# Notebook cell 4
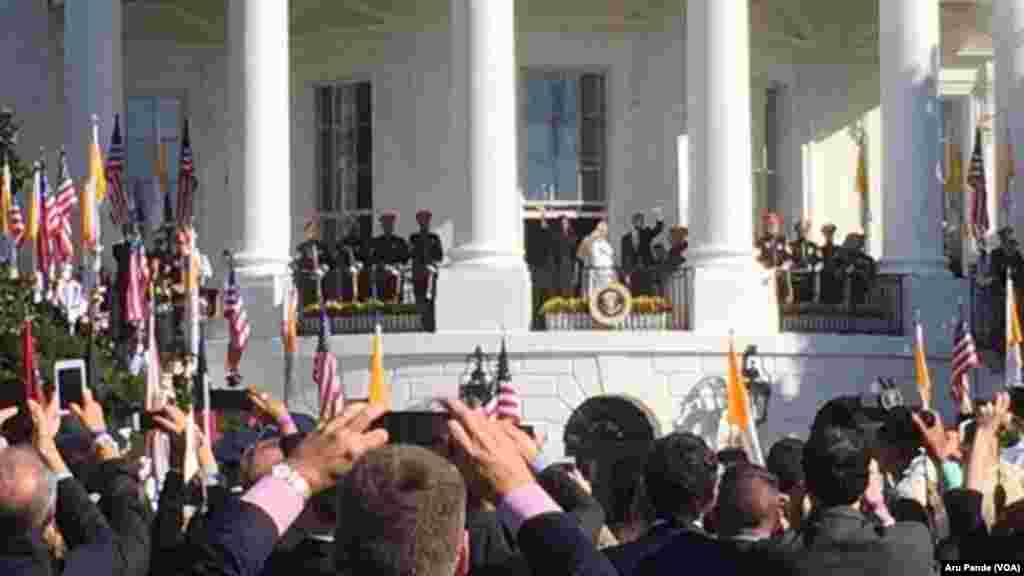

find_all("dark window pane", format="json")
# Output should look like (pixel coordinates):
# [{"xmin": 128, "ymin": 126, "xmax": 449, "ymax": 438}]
[
  {"xmin": 580, "ymin": 117, "xmax": 603, "ymax": 160},
  {"xmin": 357, "ymin": 126, "xmax": 372, "ymax": 165},
  {"xmin": 318, "ymin": 87, "xmax": 333, "ymax": 126},
  {"xmin": 580, "ymin": 74, "xmax": 604, "ymax": 117},
  {"xmin": 356, "ymin": 83, "xmax": 372, "ymax": 119},
  {"xmin": 319, "ymin": 129, "xmax": 333, "ymax": 211},
  {"xmin": 357, "ymin": 169, "xmax": 373, "ymax": 211},
  {"xmin": 580, "ymin": 167, "xmax": 603, "ymax": 203},
  {"xmin": 322, "ymin": 217, "xmax": 340, "ymax": 247}
]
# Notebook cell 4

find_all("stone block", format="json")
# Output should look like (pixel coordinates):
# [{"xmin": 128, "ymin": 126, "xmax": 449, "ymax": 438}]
[
  {"xmin": 516, "ymin": 376, "xmax": 558, "ymax": 397},
  {"xmin": 556, "ymin": 376, "xmax": 587, "ymax": 409},
  {"xmin": 652, "ymin": 355, "xmax": 701, "ymax": 374},
  {"xmin": 522, "ymin": 397, "xmax": 573, "ymax": 423},
  {"xmin": 572, "ymin": 358, "xmax": 603, "ymax": 397},
  {"xmin": 519, "ymin": 357, "xmax": 573, "ymax": 375}
]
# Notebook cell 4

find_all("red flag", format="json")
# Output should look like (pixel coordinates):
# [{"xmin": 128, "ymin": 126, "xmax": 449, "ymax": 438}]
[{"xmin": 22, "ymin": 320, "xmax": 38, "ymax": 402}]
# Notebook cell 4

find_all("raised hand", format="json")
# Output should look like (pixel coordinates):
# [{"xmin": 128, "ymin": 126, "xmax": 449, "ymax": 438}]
[
  {"xmin": 286, "ymin": 403, "xmax": 388, "ymax": 495},
  {"xmin": 69, "ymin": 387, "xmax": 107, "ymax": 434},
  {"xmin": 444, "ymin": 398, "xmax": 536, "ymax": 502},
  {"xmin": 248, "ymin": 387, "xmax": 289, "ymax": 427}
]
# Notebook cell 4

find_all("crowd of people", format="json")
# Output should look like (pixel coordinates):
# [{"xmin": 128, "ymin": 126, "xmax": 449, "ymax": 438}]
[{"xmin": 3, "ymin": 370, "xmax": 1024, "ymax": 575}]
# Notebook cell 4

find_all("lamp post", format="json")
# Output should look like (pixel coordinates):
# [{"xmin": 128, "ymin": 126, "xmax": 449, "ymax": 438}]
[
  {"xmin": 460, "ymin": 346, "xmax": 495, "ymax": 409},
  {"xmin": 741, "ymin": 345, "xmax": 772, "ymax": 425}
]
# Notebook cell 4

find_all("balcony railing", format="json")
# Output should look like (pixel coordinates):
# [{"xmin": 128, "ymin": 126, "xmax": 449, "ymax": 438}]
[
  {"xmin": 532, "ymin": 265, "xmax": 691, "ymax": 331},
  {"xmin": 778, "ymin": 270, "xmax": 904, "ymax": 336},
  {"xmin": 297, "ymin": 264, "xmax": 429, "ymax": 335}
]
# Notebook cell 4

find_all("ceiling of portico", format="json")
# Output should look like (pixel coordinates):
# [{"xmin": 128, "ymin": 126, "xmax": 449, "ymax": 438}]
[{"xmin": 121, "ymin": 0, "xmax": 993, "ymax": 70}]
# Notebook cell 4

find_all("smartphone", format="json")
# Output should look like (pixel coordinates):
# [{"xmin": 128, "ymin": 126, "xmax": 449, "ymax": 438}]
[
  {"xmin": 210, "ymin": 389, "xmax": 255, "ymax": 412},
  {"xmin": 372, "ymin": 412, "xmax": 451, "ymax": 448},
  {"xmin": 55, "ymin": 359, "xmax": 86, "ymax": 415}
]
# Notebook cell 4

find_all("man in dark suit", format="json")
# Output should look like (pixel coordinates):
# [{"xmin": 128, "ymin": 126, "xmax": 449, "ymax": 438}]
[
  {"xmin": 0, "ymin": 400, "xmax": 117, "ymax": 576},
  {"xmin": 604, "ymin": 432, "xmax": 733, "ymax": 576},
  {"xmin": 782, "ymin": 426, "xmax": 935, "ymax": 576},
  {"xmin": 409, "ymin": 209, "xmax": 443, "ymax": 331},
  {"xmin": 539, "ymin": 207, "xmax": 579, "ymax": 299},
  {"xmin": 369, "ymin": 211, "xmax": 409, "ymax": 302},
  {"xmin": 621, "ymin": 208, "xmax": 665, "ymax": 295}
]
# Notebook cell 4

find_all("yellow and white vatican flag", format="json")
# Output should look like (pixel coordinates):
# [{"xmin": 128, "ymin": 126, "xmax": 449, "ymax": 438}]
[
  {"xmin": 368, "ymin": 324, "xmax": 390, "ymax": 409},
  {"xmin": 1007, "ymin": 275, "xmax": 1024, "ymax": 387},
  {"xmin": 726, "ymin": 334, "xmax": 764, "ymax": 465},
  {"xmin": 913, "ymin": 314, "xmax": 932, "ymax": 410}
]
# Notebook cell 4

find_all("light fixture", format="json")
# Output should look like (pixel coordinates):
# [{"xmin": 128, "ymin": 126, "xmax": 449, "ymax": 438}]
[{"xmin": 742, "ymin": 345, "xmax": 772, "ymax": 425}]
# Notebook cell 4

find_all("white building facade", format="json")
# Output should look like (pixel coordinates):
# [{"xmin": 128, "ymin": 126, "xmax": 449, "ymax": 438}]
[{"xmin": 2, "ymin": 0, "xmax": 1017, "ymax": 458}]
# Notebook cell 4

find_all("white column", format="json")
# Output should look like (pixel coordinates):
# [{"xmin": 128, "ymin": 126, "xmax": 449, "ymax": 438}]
[
  {"xmin": 227, "ymin": 0, "xmax": 291, "ymax": 279},
  {"xmin": 685, "ymin": 0, "xmax": 777, "ymax": 334},
  {"xmin": 879, "ymin": 0, "xmax": 945, "ymax": 275},
  {"xmin": 436, "ymin": 0, "xmax": 531, "ymax": 332},
  {"xmin": 64, "ymin": 0, "xmax": 123, "ymax": 224},
  {"xmin": 994, "ymin": 0, "xmax": 1024, "ymax": 234},
  {"xmin": 687, "ymin": 0, "xmax": 754, "ymax": 267}
]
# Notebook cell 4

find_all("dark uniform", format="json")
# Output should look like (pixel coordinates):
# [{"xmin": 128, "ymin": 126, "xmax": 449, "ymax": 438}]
[
  {"xmin": 787, "ymin": 222, "xmax": 818, "ymax": 303},
  {"xmin": 837, "ymin": 234, "xmax": 876, "ymax": 306},
  {"xmin": 990, "ymin": 228, "xmax": 1024, "ymax": 354},
  {"xmin": 818, "ymin": 224, "xmax": 843, "ymax": 305},
  {"xmin": 335, "ymin": 228, "xmax": 367, "ymax": 302},
  {"xmin": 370, "ymin": 212, "xmax": 409, "ymax": 302},
  {"xmin": 295, "ymin": 232, "xmax": 333, "ymax": 309},
  {"xmin": 410, "ymin": 210, "xmax": 444, "ymax": 331}
]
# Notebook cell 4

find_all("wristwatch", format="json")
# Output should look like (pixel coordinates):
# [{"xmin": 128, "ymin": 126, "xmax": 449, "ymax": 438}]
[{"xmin": 271, "ymin": 463, "xmax": 312, "ymax": 501}]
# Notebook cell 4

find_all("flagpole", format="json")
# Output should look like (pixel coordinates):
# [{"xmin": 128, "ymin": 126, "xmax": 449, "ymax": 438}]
[{"xmin": 283, "ymin": 279, "xmax": 294, "ymax": 409}]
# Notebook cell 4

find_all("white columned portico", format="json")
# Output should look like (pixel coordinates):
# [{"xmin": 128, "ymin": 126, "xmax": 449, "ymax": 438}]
[
  {"xmin": 994, "ymin": 0, "xmax": 1024, "ymax": 234},
  {"xmin": 64, "ymin": 0, "xmax": 123, "ymax": 203},
  {"xmin": 224, "ymin": 0, "xmax": 291, "ymax": 336},
  {"xmin": 878, "ymin": 0, "xmax": 944, "ymax": 276},
  {"xmin": 435, "ymin": 0, "xmax": 532, "ymax": 332},
  {"xmin": 685, "ymin": 0, "xmax": 777, "ymax": 334}
]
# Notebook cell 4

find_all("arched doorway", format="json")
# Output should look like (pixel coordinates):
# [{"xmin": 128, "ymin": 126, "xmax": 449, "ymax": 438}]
[{"xmin": 563, "ymin": 395, "xmax": 661, "ymax": 528}]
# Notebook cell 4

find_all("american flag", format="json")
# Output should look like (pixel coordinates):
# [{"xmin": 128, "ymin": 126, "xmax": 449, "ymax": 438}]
[
  {"xmin": 49, "ymin": 150, "xmax": 77, "ymax": 264},
  {"xmin": 9, "ymin": 199, "xmax": 24, "ymax": 246},
  {"xmin": 223, "ymin": 266, "xmax": 251, "ymax": 374},
  {"xmin": 952, "ymin": 319, "xmax": 982, "ymax": 402},
  {"xmin": 968, "ymin": 127, "xmax": 989, "ymax": 238},
  {"xmin": 124, "ymin": 243, "xmax": 149, "ymax": 325},
  {"xmin": 313, "ymin": 297, "xmax": 342, "ymax": 419},
  {"xmin": 484, "ymin": 381, "xmax": 522, "ymax": 423},
  {"xmin": 176, "ymin": 119, "xmax": 197, "ymax": 225},
  {"xmin": 106, "ymin": 114, "xmax": 129, "ymax": 227},
  {"xmin": 36, "ymin": 162, "xmax": 50, "ymax": 286}
]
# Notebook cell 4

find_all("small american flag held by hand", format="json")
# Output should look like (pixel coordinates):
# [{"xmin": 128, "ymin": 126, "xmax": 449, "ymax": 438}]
[
  {"xmin": 485, "ymin": 382, "xmax": 522, "ymax": 423},
  {"xmin": 952, "ymin": 319, "xmax": 981, "ymax": 402},
  {"xmin": 176, "ymin": 119, "xmax": 196, "ymax": 225},
  {"xmin": 223, "ymin": 267, "xmax": 251, "ymax": 373},
  {"xmin": 314, "ymin": 350, "xmax": 342, "ymax": 420}
]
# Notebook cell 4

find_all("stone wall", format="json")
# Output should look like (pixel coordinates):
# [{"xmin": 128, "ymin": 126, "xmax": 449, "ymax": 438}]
[{"xmin": 207, "ymin": 331, "xmax": 952, "ymax": 459}]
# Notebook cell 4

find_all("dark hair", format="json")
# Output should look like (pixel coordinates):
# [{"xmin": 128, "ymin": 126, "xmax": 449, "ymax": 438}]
[
  {"xmin": 644, "ymin": 433, "xmax": 718, "ymax": 524},
  {"xmin": 879, "ymin": 407, "xmax": 925, "ymax": 453},
  {"xmin": 337, "ymin": 445, "xmax": 466, "ymax": 576},
  {"xmin": 766, "ymin": 438, "xmax": 805, "ymax": 493},
  {"xmin": 714, "ymin": 463, "xmax": 781, "ymax": 537},
  {"xmin": 802, "ymin": 426, "xmax": 870, "ymax": 507},
  {"xmin": 717, "ymin": 448, "xmax": 749, "ymax": 468},
  {"xmin": 537, "ymin": 466, "xmax": 604, "ymax": 544}
]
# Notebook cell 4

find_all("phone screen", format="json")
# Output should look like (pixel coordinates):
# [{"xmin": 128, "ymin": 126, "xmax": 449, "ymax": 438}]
[
  {"xmin": 210, "ymin": 389, "xmax": 254, "ymax": 412},
  {"xmin": 57, "ymin": 366, "xmax": 84, "ymax": 410},
  {"xmin": 372, "ymin": 412, "xmax": 451, "ymax": 450},
  {"xmin": 0, "ymin": 377, "xmax": 23, "ymax": 411}
]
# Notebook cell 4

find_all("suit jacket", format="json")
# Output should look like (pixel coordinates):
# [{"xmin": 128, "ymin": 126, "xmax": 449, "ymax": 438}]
[
  {"xmin": 91, "ymin": 459, "xmax": 153, "ymax": 576},
  {"xmin": 620, "ymin": 221, "xmax": 664, "ymax": 273},
  {"xmin": 609, "ymin": 522, "xmax": 737, "ymax": 576},
  {"xmin": 782, "ymin": 506, "xmax": 935, "ymax": 576},
  {"xmin": 516, "ymin": 512, "xmax": 618, "ymax": 576},
  {"xmin": 261, "ymin": 536, "xmax": 333, "ymax": 576}
]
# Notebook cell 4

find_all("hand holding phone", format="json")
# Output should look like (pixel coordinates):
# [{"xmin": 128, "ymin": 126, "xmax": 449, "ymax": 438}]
[
  {"xmin": 371, "ymin": 412, "xmax": 451, "ymax": 450},
  {"xmin": 54, "ymin": 360, "xmax": 86, "ymax": 415}
]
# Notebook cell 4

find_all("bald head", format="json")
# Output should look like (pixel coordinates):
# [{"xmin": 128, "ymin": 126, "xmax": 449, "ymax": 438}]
[
  {"xmin": 0, "ymin": 446, "xmax": 54, "ymax": 534},
  {"xmin": 714, "ymin": 464, "xmax": 781, "ymax": 539}
]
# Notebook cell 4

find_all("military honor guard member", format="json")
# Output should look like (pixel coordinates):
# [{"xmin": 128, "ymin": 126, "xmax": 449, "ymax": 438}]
[
  {"xmin": 818, "ymin": 223, "xmax": 843, "ymax": 305},
  {"xmin": 370, "ymin": 211, "xmax": 409, "ymax": 302},
  {"xmin": 409, "ymin": 209, "xmax": 443, "ymax": 331},
  {"xmin": 333, "ymin": 215, "xmax": 365, "ymax": 302},
  {"xmin": 755, "ymin": 212, "xmax": 789, "ymax": 269}
]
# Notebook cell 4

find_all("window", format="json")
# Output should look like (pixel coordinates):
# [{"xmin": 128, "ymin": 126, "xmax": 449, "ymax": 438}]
[
  {"xmin": 315, "ymin": 82, "xmax": 373, "ymax": 246},
  {"xmin": 125, "ymin": 96, "xmax": 180, "ymax": 229},
  {"xmin": 763, "ymin": 86, "xmax": 779, "ymax": 213},
  {"xmin": 521, "ymin": 70, "xmax": 606, "ymax": 207}
]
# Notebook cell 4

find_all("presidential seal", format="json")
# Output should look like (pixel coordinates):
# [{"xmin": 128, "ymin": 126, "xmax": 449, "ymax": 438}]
[{"xmin": 589, "ymin": 282, "xmax": 632, "ymax": 327}]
